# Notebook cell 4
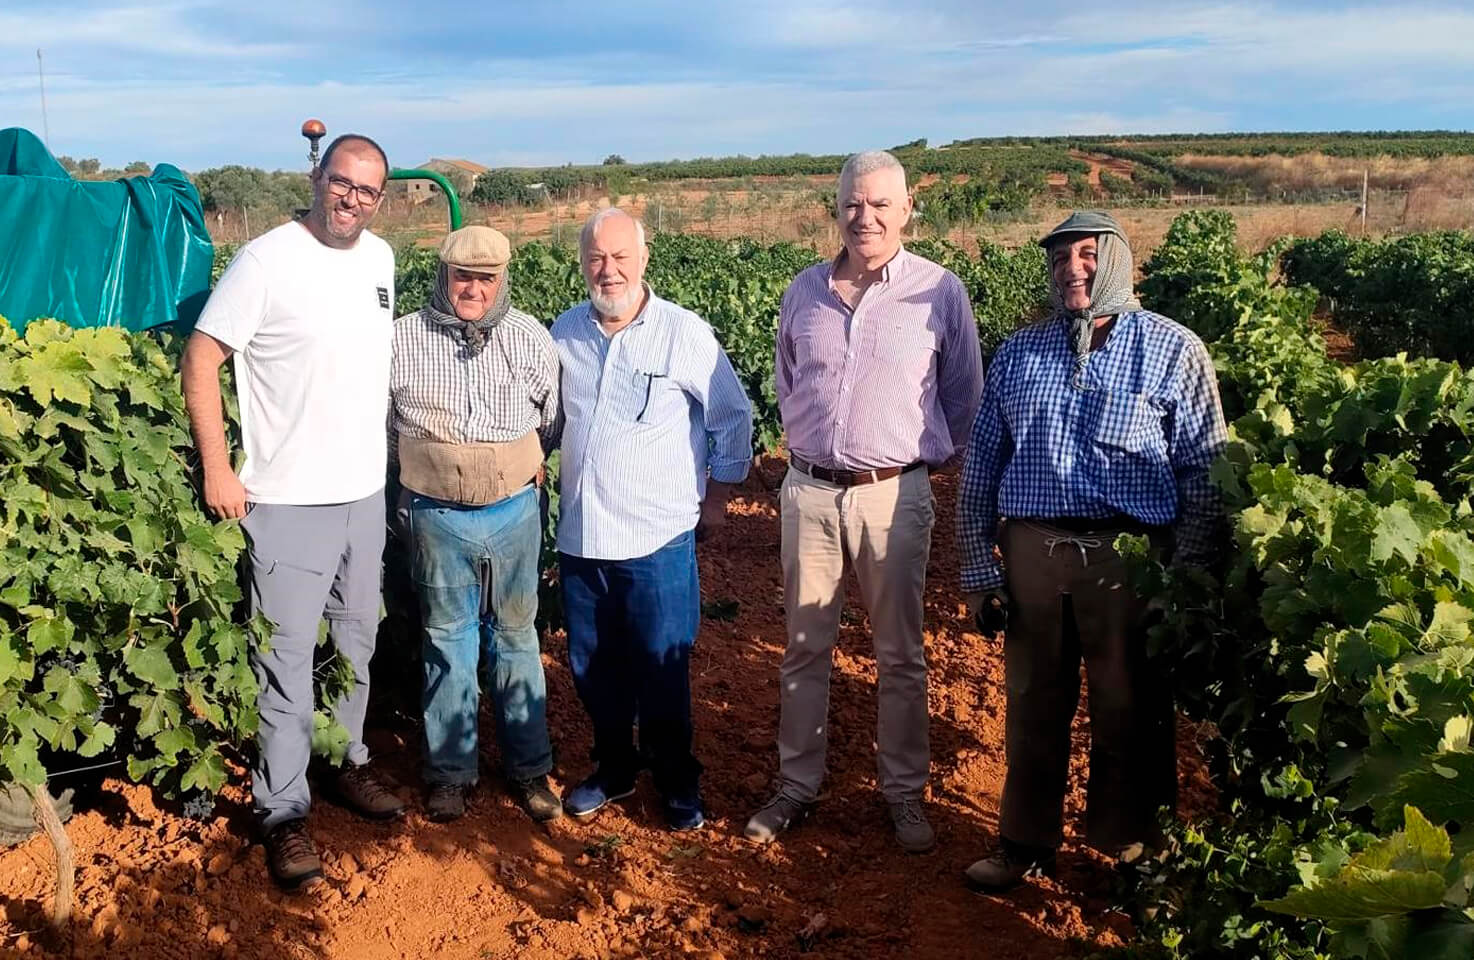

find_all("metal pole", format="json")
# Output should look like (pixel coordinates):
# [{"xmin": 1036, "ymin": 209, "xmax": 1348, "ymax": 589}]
[
  {"xmin": 36, "ymin": 49, "xmax": 51, "ymax": 150},
  {"xmin": 1361, "ymin": 169, "xmax": 1368, "ymax": 234}
]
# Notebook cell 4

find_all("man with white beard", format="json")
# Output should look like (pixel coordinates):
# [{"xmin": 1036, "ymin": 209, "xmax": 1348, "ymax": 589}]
[{"xmin": 550, "ymin": 207, "xmax": 752, "ymax": 831}]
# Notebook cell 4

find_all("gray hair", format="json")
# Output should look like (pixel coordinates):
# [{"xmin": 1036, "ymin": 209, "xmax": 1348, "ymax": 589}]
[
  {"xmin": 579, "ymin": 206, "xmax": 646, "ymax": 260},
  {"xmin": 837, "ymin": 150, "xmax": 908, "ymax": 204}
]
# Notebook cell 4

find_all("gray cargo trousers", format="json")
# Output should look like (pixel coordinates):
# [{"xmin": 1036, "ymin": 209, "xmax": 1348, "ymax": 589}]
[{"xmin": 240, "ymin": 490, "xmax": 386, "ymax": 830}]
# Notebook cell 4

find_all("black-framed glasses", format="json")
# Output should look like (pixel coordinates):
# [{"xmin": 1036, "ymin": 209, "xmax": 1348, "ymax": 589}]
[{"xmin": 324, "ymin": 174, "xmax": 383, "ymax": 205}]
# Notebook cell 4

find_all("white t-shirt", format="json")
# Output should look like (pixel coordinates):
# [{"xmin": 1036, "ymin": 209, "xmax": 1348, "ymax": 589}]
[{"xmin": 195, "ymin": 221, "xmax": 395, "ymax": 505}]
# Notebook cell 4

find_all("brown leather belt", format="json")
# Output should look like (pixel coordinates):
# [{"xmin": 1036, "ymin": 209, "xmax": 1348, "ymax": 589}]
[{"xmin": 790, "ymin": 455, "xmax": 927, "ymax": 487}]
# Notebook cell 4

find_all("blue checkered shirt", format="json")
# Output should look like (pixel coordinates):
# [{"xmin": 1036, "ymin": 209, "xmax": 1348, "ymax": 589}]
[{"xmin": 957, "ymin": 310, "xmax": 1228, "ymax": 592}]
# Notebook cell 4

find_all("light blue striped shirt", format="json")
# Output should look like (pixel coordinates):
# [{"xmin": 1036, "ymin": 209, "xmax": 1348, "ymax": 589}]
[{"xmin": 551, "ymin": 287, "xmax": 753, "ymax": 561}]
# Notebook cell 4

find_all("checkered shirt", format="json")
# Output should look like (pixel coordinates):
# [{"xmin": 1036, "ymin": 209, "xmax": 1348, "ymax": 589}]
[
  {"xmin": 957, "ymin": 309, "xmax": 1228, "ymax": 592},
  {"xmin": 389, "ymin": 306, "xmax": 560, "ymax": 462}
]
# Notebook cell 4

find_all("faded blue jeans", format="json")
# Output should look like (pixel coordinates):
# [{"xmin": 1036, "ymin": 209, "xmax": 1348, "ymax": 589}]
[{"xmin": 408, "ymin": 485, "xmax": 553, "ymax": 785}]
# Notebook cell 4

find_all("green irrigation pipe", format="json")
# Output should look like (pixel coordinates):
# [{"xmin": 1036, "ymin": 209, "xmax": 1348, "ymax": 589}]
[{"xmin": 388, "ymin": 168, "xmax": 464, "ymax": 230}]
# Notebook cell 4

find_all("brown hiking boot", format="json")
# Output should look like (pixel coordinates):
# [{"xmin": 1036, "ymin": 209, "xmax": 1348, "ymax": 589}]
[
  {"xmin": 264, "ymin": 819, "xmax": 323, "ymax": 890},
  {"xmin": 509, "ymin": 775, "xmax": 563, "ymax": 823},
  {"xmin": 333, "ymin": 763, "xmax": 406, "ymax": 821}
]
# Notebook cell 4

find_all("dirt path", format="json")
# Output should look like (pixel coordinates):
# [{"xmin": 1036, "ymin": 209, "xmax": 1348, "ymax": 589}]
[
  {"xmin": 1047, "ymin": 151, "xmax": 1137, "ymax": 193},
  {"xmin": 0, "ymin": 469, "xmax": 1211, "ymax": 960}
]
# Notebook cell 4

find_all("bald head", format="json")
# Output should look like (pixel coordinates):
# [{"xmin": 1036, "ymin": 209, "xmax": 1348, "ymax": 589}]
[{"xmin": 579, "ymin": 206, "xmax": 646, "ymax": 260}]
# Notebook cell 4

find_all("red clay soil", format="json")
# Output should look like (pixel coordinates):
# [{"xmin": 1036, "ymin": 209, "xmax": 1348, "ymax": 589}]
[{"xmin": 0, "ymin": 467, "xmax": 1214, "ymax": 960}]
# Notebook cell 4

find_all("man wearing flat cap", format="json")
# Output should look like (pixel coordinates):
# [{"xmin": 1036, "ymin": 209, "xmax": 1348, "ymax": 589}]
[
  {"xmin": 389, "ymin": 225, "xmax": 562, "ymax": 824},
  {"xmin": 956, "ymin": 210, "xmax": 1227, "ymax": 892}
]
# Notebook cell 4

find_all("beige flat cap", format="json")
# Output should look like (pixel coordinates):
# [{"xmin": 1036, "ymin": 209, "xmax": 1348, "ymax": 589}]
[{"xmin": 439, "ymin": 225, "xmax": 511, "ymax": 274}]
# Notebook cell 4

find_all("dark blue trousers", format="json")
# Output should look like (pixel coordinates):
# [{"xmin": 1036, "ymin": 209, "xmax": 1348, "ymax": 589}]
[{"xmin": 560, "ymin": 529, "xmax": 702, "ymax": 797}]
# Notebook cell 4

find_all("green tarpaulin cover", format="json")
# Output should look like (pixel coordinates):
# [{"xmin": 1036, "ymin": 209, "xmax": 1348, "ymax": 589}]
[{"xmin": 0, "ymin": 127, "xmax": 213, "ymax": 334}]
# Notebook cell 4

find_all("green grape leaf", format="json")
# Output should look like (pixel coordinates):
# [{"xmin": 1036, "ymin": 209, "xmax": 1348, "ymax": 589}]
[{"xmin": 124, "ymin": 643, "xmax": 180, "ymax": 690}]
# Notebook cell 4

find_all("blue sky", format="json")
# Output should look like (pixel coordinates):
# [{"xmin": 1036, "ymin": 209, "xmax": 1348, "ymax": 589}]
[{"xmin": 1, "ymin": 0, "xmax": 1471, "ymax": 172}]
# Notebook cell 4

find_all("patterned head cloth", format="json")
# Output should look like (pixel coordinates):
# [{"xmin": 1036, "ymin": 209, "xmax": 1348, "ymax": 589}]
[{"xmin": 1040, "ymin": 210, "xmax": 1142, "ymax": 357}]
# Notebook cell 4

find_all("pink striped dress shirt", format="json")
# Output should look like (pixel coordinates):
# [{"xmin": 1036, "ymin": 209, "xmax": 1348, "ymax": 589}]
[{"xmin": 775, "ymin": 248, "xmax": 985, "ymax": 471}]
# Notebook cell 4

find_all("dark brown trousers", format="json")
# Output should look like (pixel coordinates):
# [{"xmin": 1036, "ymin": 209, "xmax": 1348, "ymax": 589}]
[{"xmin": 998, "ymin": 519, "xmax": 1176, "ymax": 853}]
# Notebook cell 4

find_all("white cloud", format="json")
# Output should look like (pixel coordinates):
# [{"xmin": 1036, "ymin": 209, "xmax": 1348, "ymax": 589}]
[
  {"xmin": 0, "ymin": 0, "xmax": 1469, "ymax": 169},
  {"xmin": 0, "ymin": 3, "xmax": 300, "ymax": 61}
]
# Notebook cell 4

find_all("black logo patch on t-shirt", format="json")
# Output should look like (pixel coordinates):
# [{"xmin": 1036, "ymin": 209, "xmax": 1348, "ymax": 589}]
[{"xmin": 377, "ymin": 286, "xmax": 390, "ymax": 310}]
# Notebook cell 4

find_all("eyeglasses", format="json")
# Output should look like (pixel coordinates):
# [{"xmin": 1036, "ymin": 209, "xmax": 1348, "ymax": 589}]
[{"xmin": 324, "ymin": 174, "xmax": 383, "ymax": 206}]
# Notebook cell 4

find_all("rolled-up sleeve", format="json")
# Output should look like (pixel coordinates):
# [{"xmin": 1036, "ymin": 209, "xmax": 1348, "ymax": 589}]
[{"xmin": 679, "ymin": 321, "xmax": 753, "ymax": 484}]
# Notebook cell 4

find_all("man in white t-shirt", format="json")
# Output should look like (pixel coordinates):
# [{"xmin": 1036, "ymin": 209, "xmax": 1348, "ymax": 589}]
[{"xmin": 181, "ymin": 134, "xmax": 403, "ymax": 891}]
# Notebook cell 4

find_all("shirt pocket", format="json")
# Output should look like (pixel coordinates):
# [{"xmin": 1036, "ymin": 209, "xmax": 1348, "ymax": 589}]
[
  {"xmin": 608, "ymin": 353, "xmax": 678, "ymax": 425},
  {"xmin": 479, "ymin": 365, "xmax": 532, "ymax": 423},
  {"xmin": 1093, "ymin": 390, "xmax": 1166, "ymax": 456}
]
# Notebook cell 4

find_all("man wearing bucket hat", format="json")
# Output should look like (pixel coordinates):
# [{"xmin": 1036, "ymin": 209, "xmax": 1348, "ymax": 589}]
[
  {"xmin": 956, "ymin": 210, "xmax": 1227, "ymax": 892},
  {"xmin": 389, "ymin": 225, "xmax": 562, "ymax": 825}
]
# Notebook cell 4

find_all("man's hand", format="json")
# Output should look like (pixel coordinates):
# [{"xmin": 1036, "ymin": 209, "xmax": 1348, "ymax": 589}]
[
  {"xmin": 181, "ymin": 331, "xmax": 246, "ymax": 521},
  {"xmin": 696, "ymin": 480, "xmax": 736, "ymax": 543},
  {"xmin": 535, "ymin": 464, "xmax": 547, "ymax": 488},
  {"xmin": 204, "ymin": 466, "xmax": 248, "ymax": 520},
  {"xmin": 930, "ymin": 454, "xmax": 963, "ymax": 477},
  {"xmin": 966, "ymin": 589, "xmax": 1009, "ymax": 635}
]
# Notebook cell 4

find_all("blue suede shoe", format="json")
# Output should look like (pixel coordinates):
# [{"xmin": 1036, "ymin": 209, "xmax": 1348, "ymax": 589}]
[
  {"xmin": 562, "ymin": 770, "xmax": 637, "ymax": 819},
  {"xmin": 663, "ymin": 792, "xmax": 705, "ymax": 832}
]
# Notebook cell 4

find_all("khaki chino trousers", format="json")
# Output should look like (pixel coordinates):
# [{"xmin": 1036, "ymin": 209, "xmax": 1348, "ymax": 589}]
[{"xmin": 775, "ymin": 466, "xmax": 935, "ymax": 802}]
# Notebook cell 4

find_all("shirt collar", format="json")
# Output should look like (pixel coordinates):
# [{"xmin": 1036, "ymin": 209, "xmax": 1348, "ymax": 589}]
[
  {"xmin": 1057, "ymin": 308, "xmax": 1139, "ymax": 353},
  {"xmin": 829, "ymin": 245, "xmax": 908, "ymax": 285}
]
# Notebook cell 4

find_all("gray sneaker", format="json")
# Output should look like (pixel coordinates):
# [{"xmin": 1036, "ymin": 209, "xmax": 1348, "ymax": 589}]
[
  {"xmin": 743, "ymin": 789, "xmax": 810, "ymax": 843},
  {"xmin": 888, "ymin": 798, "xmax": 936, "ymax": 854}
]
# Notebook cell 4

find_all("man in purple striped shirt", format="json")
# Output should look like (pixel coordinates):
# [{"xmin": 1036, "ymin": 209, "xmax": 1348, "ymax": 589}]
[{"xmin": 744, "ymin": 151, "xmax": 985, "ymax": 853}]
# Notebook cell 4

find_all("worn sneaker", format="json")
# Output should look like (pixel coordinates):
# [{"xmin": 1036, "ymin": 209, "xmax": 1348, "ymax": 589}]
[
  {"xmin": 963, "ymin": 840, "xmax": 1058, "ymax": 893},
  {"xmin": 743, "ymin": 788, "xmax": 810, "ymax": 843},
  {"xmin": 264, "ymin": 819, "xmax": 323, "ymax": 890},
  {"xmin": 509, "ymin": 775, "xmax": 563, "ymax": 823},
  {"xmin": 562, "ymin": 770, "xmax": 636, "ymax": 819},
  {"xmin": 333, "ymin": 763, "xmax": 407, "ymax": 821},
  {"xmin": 888, "ymin": 798, "xmax": 936, "ymax": 854},
  {"xmin": 425, "ymin": 782, "xmax": 469, "ymax": 823},
  {"xmin": 662, "ymin": 791, "xmax": 705, "ymax": 832}
]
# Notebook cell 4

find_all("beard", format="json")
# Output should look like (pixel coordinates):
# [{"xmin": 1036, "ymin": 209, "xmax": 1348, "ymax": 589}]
[
  {"xmin": 318, "ymin": 202, "xmax": 368, "ymax": 244},
  {"xmin": 588, "ymin": 281, "xmax": 643, "ymax": 318}
]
